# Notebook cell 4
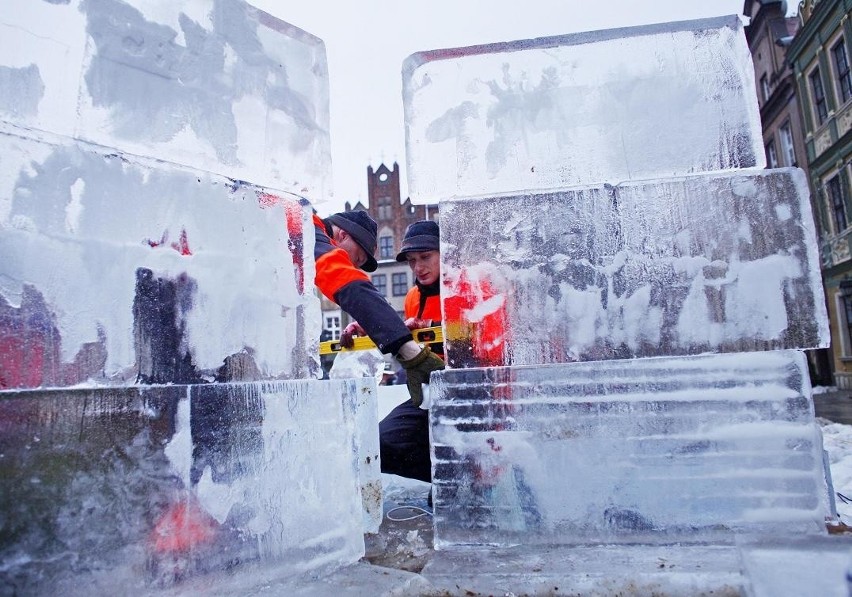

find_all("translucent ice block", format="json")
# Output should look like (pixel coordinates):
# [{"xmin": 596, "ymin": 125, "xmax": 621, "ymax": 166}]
[
  {"xmin": 430, "ymin": 350, "xmax": 832, "ymax": 548},
  {"xmin": 440, "ymin": 168, "xmax": 828, "ymax": 368},
  {"xmin": 0, "ymin": 379, "xmax": 371, "ymax": 594},
  {"xmin": 403, "ymin": 15, "xmax": 763, "ymax": 202},
  {"xmin": 344, "ymin": 377, "xmax": 383, "ymax": 534},
  {"xmin": 0, "ymin": 131, "xmax": 319, "ymax": 387},
  {"xmin": 0, "ymin": 0, "xmax": 330, "ymax": 201}
]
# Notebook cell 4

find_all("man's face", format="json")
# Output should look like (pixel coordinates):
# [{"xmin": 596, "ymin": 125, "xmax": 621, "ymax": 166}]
[
  {"xmin": 406, "ymin": 250, "xmax": 440, "ymax": 285},
  {"xmin": 336, "ymin": 228, "xmax": 368, "ymax": 269}
]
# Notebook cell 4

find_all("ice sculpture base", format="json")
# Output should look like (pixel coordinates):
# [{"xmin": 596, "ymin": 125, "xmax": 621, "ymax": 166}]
[
  {"xmin": 431, "ymin": 350, "xmax": 832, "ymax": 548},
  {"xmin": 421, "ymin": 537, "xmax": 852, "ymax": 597},
  {"xmin": 0, "ymin": 379, "xmax": 377, "ymax": 594}
]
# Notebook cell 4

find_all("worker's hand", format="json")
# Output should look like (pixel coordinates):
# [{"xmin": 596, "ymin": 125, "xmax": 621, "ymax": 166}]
[
  {"xmin": 403, "ymin": 317, "xmax": 430, "ymax": 331},
  {"xmin": 396, "ymin": 345, "xmax": 445, "ymax": 407},
  {"xmin": 340, "ymin": 321, "xmax": 366, "ymax": 349}
]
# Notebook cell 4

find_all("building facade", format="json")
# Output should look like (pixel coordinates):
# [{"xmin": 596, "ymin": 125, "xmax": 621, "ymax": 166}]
[
  {"xmin": 788, "ymin": 0, "xmax": 852, "ymax": 387},
  {"xmin": 347, "ymin": 163, "xmax": 439, "ymax": 316},
  {"xmin": 745, "ymin": 0, "xmax": 834, "ymax": 384}
]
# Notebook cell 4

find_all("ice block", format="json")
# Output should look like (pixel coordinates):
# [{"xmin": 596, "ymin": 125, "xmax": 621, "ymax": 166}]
[
  {"xmin": 0, "ymin": 0, "xmax": 330, "ymax": 201},
  {"xmin": 0, "ymin": 378, "xmax": 372, "ymax": 593},
  {"xmin": 430, "ymin": 350, "xmax": 832, "ymax": 548},
  {"xmin": 0, "ymin": 131, "xmax": 318, "ymax": 387},
  {"xmin": 403, "ymin": 15, "xmax": 762, "ymax": 202},
  {"xmin": 441, "ymin": 168, "xmax": 828, "ymax": 368}
]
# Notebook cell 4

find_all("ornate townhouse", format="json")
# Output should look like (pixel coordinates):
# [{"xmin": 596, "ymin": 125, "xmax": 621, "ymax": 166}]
[
  {"xmin": 745, "ymin": 0, "xmax": 834, "ymax": 384},
  {"xmin": 787, "ymin": 0, "xmax": 852, "ymax": 387}
]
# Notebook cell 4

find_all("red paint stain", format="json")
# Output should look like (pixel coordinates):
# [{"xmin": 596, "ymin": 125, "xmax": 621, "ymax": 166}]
[{"xmin": 145, "ymin": 229, "xmax": 192, "ymax": 256}]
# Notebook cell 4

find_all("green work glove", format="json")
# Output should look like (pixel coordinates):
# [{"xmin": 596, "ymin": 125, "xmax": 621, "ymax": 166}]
[{"xmin": 397, "ymin": 345, "xmax": 445, "ymax": 407}]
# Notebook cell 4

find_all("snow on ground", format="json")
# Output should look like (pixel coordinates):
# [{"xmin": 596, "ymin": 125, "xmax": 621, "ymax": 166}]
[{"xmin": 820, "ymin": 416, "xmax": 852, "ymax": 524}]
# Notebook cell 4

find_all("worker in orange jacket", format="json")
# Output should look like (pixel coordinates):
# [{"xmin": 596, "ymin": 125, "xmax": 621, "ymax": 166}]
[
  {"xmin": 314, "ymin": 210, "xmax": 443, "ymax": 405},
  {"xmin": 372, "ymin": 220, "xmax": 443, "ymax": 484}
]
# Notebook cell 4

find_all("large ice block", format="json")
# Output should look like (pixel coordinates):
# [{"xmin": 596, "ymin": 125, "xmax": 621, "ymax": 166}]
[
  {"xmin": 0, "ymin": 379, "xmax": 372, "ymax": 594},
  {"xmin": 0, "ymin": 129, "xmax": 318, "ymax": 388},
  {"xmin": 403, "ymin": 15, "xmax": 763, "ymax": 202},
  {"xmin": 441, "ymin": 168, "xmax": 828, "ymax": 368},
  {"xmin": 430, "ymin": 350, "xmax": 832, "ymax": 548},
  {"xmin": 0, "ymin": 0, "xmax": 330, "ymax": 201}
]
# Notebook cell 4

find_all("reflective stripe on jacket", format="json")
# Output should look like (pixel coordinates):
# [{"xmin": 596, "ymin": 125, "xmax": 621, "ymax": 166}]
[{"xmin": 403, "ymin": 282, "xmax": 443, "ymax": 357}]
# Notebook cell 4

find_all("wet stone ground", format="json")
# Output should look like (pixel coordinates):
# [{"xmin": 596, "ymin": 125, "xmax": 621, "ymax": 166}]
[{"xmin": 364, "ymin": 476, "xmax": 434, "ymax": 573}]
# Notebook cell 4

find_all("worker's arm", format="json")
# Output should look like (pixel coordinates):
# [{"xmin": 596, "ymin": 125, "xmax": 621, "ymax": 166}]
[{"xmin": 313, "ymin": 216, "xmax": 411, "ymax": 355}]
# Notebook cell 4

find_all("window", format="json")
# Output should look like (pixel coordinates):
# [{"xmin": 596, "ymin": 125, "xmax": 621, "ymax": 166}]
[
  {"xmin": 765, "ymin": 139, "xmax": 778, "ymax": 168},
  {"xmin": 810, "ymin": 67, "xmax": 828, "ymax": 125},
  {"xmin": 325, "ymin": 316, "xmax": 340, "ymax": 340},
  {"xmin": 378, "ymin": 197, "xmax": 392, "ymax": 221},
  {"xmin": 372, "ymin": 274, "xmax": 387, "ymax": 296},
  {"xmin": 827, "ymin": 174, "xmax": 848, "ymax": 234},
  {"xmin": 833, "ymin": 39, "xmax": 852, "ymax": 104},
  {"xmin": 392, "ymin": 272, "xmax": 408, "ymax": 296},
  {"xmin": 841, "ymin": 287, "xmax": 852, "ymax": 357},
  {"xmin": 379, "ymin": 235, "xmax": 393, "ymax": 259},
  {"xmin": 760, "ymin": 74, "xmax": 770, "ymax": 101},
  {"xmin": 779, "ymin": 122, "xmax": 796, "ymax": 166}
]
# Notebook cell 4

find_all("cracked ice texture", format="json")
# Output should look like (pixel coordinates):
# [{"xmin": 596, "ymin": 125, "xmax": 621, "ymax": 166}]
[
  {"xmin": 0, "ymin": 132, "xmax": 318, "ymax": 388},
  {"xmin": 403, "ymin": 15, "xmax": 762, "ymax": 202},
  {"xmin": 440, "ymin": 168, "xmax": 828, "ymax": 368},
  {"xmin": 430, "ymin": 350, "xmax": 831, "ymax": 548},
  {"xmin": 0, "ymin": 0, "xmax": 330, "ymax": 202},
  {"xmin": 0, "ymin": 379, "xmax": 370, "ymax": 594}
]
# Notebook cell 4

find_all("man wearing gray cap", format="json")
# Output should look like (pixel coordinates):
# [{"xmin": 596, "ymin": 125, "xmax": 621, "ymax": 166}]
[{"xmin": 313, "ymin": 210, "xmax": 443, "ymax": 406}]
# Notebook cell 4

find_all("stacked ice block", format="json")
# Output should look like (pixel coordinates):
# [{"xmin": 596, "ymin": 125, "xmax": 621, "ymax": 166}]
[
  {"xmin": 0, "ymin": 380, "xmax": 371, "ymax": 594},
  {"xmin": 402, "ymin": 15, "xmax": 833, "ymax": 549},
  {"xmin": 0, "ymin": 0, "xmax": 379, "ymax": 591}
]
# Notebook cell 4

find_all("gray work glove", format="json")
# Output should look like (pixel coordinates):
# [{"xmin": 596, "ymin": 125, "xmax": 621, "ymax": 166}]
[{"xmin": 397, "ymin": 345, "xmax": 445, "ymax": 407}]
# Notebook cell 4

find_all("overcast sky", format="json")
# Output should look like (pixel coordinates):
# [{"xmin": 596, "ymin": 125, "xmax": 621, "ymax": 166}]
[{"xmin": 251, "ymin": 1, "xmax": 788, "ymax": 215}]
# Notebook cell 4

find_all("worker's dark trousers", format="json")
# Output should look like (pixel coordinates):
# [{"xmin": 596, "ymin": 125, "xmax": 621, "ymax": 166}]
[{"xmin": 379, "ymin": 399, "xmax": 431, "ymax": 483}]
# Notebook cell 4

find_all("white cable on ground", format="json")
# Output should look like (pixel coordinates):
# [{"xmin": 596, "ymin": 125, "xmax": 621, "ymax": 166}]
[{"xmin": 385, "ymin": 506, "xmax": 433, "ymax": 521}]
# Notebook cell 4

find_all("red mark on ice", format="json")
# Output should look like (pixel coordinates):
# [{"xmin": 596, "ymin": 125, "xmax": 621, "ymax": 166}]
[
  {"xmin": 171, "ymin": 229, "xmax": 192, "ymax": 256},
  {"xmin": 149, "ymin": 497, "xmax": 218, "ymax": 553},
  {"xmin": 145, "ymin": 228, "xmax": 192, "ymax": 256},
  {"xmin": 257, "ymin": 192, "xmax": 281, "ymax": 208}
]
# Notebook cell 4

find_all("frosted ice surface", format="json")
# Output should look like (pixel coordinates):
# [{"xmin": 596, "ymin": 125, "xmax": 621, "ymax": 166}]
[
  {"xmin": 422, "ymin": 544, "xmax": 745, "ymax": 596},
  {"xmin": 0, "ymin": 132, "xmax": 319, "ymax": 388},
  {"xmin": 403, "ymin": 15, "xmax": 762, "ymax": 202},
  {"xmin": 739, "ymin": 538, "xmax": 852, "ymax": 597},
  {"xmin": 440, "ymin": 168, "xmax": 828, "ymax": 368},
  {"xmin": 430, "ymin": 350, "xmax": 831, "ymax": 548},
  {"xmin": 0, "ymin": 0, "xmax": 330, "ymax": 201},
  {"xmin": 0, "ymin": 379, "xmax": 370, "ymax": 594}
]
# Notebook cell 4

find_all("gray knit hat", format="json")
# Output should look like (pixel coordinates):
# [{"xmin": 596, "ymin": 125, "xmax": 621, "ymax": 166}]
[
  {"xmin": 396, "ymin": 220, "xmax": 439, "ymax": 261},
  {"xmin": 326, "ymin": 210, "xmax": 378, "ymax": 272}
]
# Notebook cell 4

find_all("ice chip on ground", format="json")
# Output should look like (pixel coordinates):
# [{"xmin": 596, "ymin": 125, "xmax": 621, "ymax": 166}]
[
  {"xmin": 429, "ymin": 350, "xmax": 832, "ymax": 548},
  {"xmin": 0, "ymin": 379, "xmax": 371, "ymax": 593},
  {"xmin": 441, "ymin": 168, "xmax": 828, "ymax": 368},
  {"xmin": 0, "ymin": 0, "xmax": 330, "ymax": 200},
  {"xmin": 403, "ymin": 15, "xmax": 762, "ymax": 202},
  {"xmin": 330, "ymin": 349, "xmax": 387, "ymax": 383}
]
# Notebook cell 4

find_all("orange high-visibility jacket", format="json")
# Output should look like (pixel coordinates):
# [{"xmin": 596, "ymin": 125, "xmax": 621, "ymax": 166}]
[{"xmin": 313, "ymin": 214, "xmax": 410, "ymax": 355}]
